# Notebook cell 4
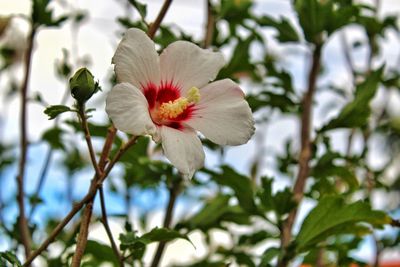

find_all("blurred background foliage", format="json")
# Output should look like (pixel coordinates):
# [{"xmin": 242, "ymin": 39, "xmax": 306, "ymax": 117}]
[{"xmin": 0, "ymin": 0, "xmax": 400, "ymax": 266}]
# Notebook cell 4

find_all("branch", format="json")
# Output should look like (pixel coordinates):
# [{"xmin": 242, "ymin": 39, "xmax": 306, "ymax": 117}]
[
  {"xmin": 17, "ymin": 26, "xmax": 37, "ymax": 262},
  {"xmin": 202, "ymin": 0, "xmax": 215, "ymax": 48},
  {"xmin": 22, "ymin": 135, "xmax": 137, "ymax": 266},
  {"xmin": 99, "ymin": 185, "xmax": 124, "ymax": 266},
  {"xmin": 70, "ymin": 123, "xmax": 116, "ymax": 267},
  {"xmin": 147, "ymin": 0, "xmax": 173, "ymax": 39},
  {"xmin": 278, "ymin": 43, "xmax": 322, "ymax": 267},
  {"xmin": 71, "ymin": 201, "xmax": 93, "ymax": 267},
  {"xmin": 150, "ymin": 180, "xmax": 181, "ymax": 267}
]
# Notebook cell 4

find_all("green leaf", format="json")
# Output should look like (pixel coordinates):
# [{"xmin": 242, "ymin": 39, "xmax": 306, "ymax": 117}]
[
  {"xmin": 84, "ymin": 240, "xmax": 118, "ymax": 264},
  {"xmin": 128, "ymin": 0, "xmax": 147, "ymax": 21},
  {"xmin": 184, "ymin": 195, "xmax": 231, "ymax": 229},
  {"xmin": 32, "ymin": 0, "xmax": 68, "ymax": 27},
  {"xmin": 44, "ymin": 105, "xmax": 72, "ymax": 120},
  {"xmin": 65, "ymin": 120, "xmax": 109, "ymax": 137},
  {"xmin": 140, "ymin": 228, "xmax": 194, "ymax": 247},
  {"xmin": 258, "ymin": 177, "xmax": 296, "ymax": 217},
  {"xmin": 320, "ymin": 67, "xmax": 383, "ymax": 131},
  {"xmin": 294, "ymin": 0, "xmax": 358, "ymax": 43},
  {"xmin": 0, "ymin": 251, "xmax": 22, "ymax": 267},
  {"xmin": 217, "ymin": 35, "xmax": 255, "ymax": 79},
  {"xmin": 257, "ymin": 15, "xmax": 299, "ymax": 42},
  {"xmin": 42, "ymin": 127, "xmax": 65, "ymax": 150},
  {"xmin": 260, "ymin": 247, "xmax": 280, "ymax": 266},
  {"xmin": 295, "ymin": 195, "xmax": 390, "ymax": 251},
  {"xmin": 120, "ymin": 228, "xmax": 194, "ymax": 252},
  {"xmin": 213, "ymin": 166, "xmax": 258, "ymax": 215},
  {"xmin": 311, "ymin": 152, "xmax": 359, "ymax": 190}
]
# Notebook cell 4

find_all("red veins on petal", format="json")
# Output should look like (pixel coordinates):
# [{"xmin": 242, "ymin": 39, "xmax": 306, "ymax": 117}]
[{"xmin": 142, "ymin": 81, "xmax": 194, "ymax": 129}]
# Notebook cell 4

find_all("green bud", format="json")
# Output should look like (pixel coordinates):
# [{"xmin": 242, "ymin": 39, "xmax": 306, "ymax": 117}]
[{"xmin": 69, "ymin": 67, "xmax": 99, "ymax": 105}]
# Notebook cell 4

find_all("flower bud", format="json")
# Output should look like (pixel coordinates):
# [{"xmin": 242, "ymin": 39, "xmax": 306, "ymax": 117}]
[{"xmin": 69, "ymin": 68, "xmax": 99, "ymax": 105}]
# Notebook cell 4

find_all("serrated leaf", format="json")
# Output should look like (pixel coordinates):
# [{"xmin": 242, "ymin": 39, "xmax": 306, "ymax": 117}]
[
  {"xmin": 0, "ymin": 251, "xmax": 22, "ymax": 267},
  {"xmin": 44, "ymin": 105, "xmax": 72, "ymax": 120},
  {"xmin": 295, "ymin": 195, "xmax": 390, "ymax": 251},
  {"xmin": 320, "ymin": 67, "xmax": 383, "ymax": 131}
]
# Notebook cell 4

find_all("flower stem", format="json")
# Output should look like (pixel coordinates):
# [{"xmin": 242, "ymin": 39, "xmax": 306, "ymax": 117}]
[
  {"xmin": 17, "ymin": 26, "xmax": 37, "ymax": 262},
  {"xmin": 150, "ymin": 180, "xmax": 181, "ymax": 267},
  {"xmin": 278, "ymin": 43, "xmax": 322, "ymax": 267},
  {"xmin": 147, "ymin": 0, "xmax": 173, "ymax": 39}
]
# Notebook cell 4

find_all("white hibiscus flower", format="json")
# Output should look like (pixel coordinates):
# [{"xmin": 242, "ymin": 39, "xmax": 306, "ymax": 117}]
[{"xmin": 106, "ymin": 28, "xmax": 255, "ymax": 179}]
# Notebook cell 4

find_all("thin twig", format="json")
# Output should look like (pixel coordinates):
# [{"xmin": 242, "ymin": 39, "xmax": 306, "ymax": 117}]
[
  {"xmin": 17, "ymin": 26, "xmax": 37, "ymax": 262},
  {"xmin": 278, "ymin": 43, "xmax": 322, "ymax": 267},
  {"xmin": 22, "ymin": 136, "xmax": 137, "ymax": 266},
  {"xmin": 147, "ymin": 0, "xmax": 173, "ymax": 39},
  {"xmin": 78, "ymin": 106, "xmax": 103, "ymax": 178},
  {"xmin": 99, "ymin": 185, "xmax": 124, "ymax": 266},
  {"xmin": 150, "ymin": 180, "xmax": 181, "ymax": 267},
  {"xmin": 202, "ymin": 0, "xmax": 215, "ymax": 48}
]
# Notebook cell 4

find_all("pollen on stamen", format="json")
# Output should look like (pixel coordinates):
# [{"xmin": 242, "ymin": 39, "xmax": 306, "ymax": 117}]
[
  {"xmin": 158, "ymin": 98, "xmax": 189, "ymax": 119},
  {"xmin": 157, "ymin": 87, "xmax": 201, "ymax": 120}
]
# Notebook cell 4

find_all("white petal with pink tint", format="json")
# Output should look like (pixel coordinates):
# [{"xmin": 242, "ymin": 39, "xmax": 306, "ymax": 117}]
[
  {"xmin": 160, "ymin": 126, "xmax": 205, "ymax": 179},
  {"xmin": 106, "ymin": 83, "xmax": 156, "ymax": 136},
  {"xmin": 112, "ymin": 28, "xmax": 160, "ymax": 89},
  {"xmin": 159, "ymin": 41, "xmax": 225, "ymax": 94},
  {"xmin": 185, "ymin": 79, "xmax": 255, "ymax": 146}
]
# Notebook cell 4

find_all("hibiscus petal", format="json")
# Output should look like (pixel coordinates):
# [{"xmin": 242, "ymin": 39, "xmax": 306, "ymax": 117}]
[
  {"xmin": 184, "ymin": 79, "xmax": 255, "ymax": 146},
  {"xmin": 160, "ymin": 126, "xmax": 205, "ymax": 179},
  {"xmin": 106, "ymin": 83, "xmax": 156, "ymax": 136},
  {"xmin": 159, "ymin": 41, "xmax": 225, "ymax": 94},
  {"xmin": 112, "ymin": 28, "xmax": 160, "ymax": 89}
]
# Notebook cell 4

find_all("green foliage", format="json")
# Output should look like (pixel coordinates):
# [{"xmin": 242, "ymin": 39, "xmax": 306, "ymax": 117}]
[
  {"xmin": 212, "ymin": 166, "xmax": 258, "ymax": 215},
  {"xmin": 1, "ymin": 0, "xmax": 399, "ymax": 266},
  {"xmin": 0, "ymin": 251, "xmax": 22, "ymax": 267},
  {"xmin": 83, "ymin": 240, "xmax": 119, "ymax": 265},
  {"xmin": 44, "ymin": 105, "xmax": 72, "ymax": 120},
  {"xmin": 127, "ymin": 0, "xmax": 147, "ymax": 21},
  {"xmin": 119, "ymin": 228, "xmax": 193, "ymax": 261},
  {"xmin": 258, "ymin": 177, "xmax": 296, "ymax": 219},
  {"xmin": 41, "ymin": 127, "xmax": 65, "ymax": 150},
  {"xmin": 320, "ymin": 67, "xmax": 383, "ymax": 131},
  {"xmin": 294, "ymin": 0, "xmax": 358, "ymax": 43},
  {"xmin": 32, "ymin": 0, "xmax": 68, "ymax": 28},
  {"xmin": 257, "ymin": 15, "xmax": 299, "ymax": 43},
  {"xmin": 295, "ymin": 195, "xmax": 390, "ymax": 251}
]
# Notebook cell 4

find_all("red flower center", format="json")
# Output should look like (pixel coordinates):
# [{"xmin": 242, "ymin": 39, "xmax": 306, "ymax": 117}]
[{"xmin": 142, "ymin": 82, "xmax": 194, "ymax": 129}]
